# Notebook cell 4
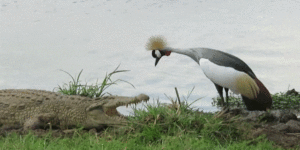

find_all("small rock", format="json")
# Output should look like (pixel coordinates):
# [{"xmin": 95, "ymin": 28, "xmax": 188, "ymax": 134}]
[
  {"xmin": 286, "ymin": 120, "xmax": 300, "ymax": 133},
  {"xmin": 271, "ymin": 123, "xmax": 289, "ymax": 132},
  {"xmin": 280, "ymin": 113, "xmax": 297, "ymax": 123}
]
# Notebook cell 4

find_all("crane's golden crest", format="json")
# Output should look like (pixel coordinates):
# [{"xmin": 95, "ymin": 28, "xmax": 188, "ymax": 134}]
[{"xmin": 145, "ymin": 35, "xmax": 167, "ymax": 50}]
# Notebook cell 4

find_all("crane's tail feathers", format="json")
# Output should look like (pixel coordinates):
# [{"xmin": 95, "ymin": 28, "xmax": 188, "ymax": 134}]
[
  {"xmin": 145, "ymin": 35, "xmax": 167, "ymax": 50},
  {"xmin": 254, "ymin": 78, "xmax": 272, "ymax": 102},
  {"xmin": 242, "ymin": 78, "xmax": 272, "ymax": 111},
  {"xmin": 236, "ymin": 74, "xmax": 259, "ymax": 99}
]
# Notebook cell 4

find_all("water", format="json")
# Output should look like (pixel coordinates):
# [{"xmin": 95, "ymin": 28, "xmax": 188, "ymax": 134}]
[{"xmin": 1, "ymin": 0, "xmax": 299, "ymax": 115}]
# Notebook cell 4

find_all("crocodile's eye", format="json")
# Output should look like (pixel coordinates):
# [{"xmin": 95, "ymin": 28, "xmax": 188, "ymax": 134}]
[{"xmin": 86, "ymin": 103, "xmax": 103, "ymax": 112}]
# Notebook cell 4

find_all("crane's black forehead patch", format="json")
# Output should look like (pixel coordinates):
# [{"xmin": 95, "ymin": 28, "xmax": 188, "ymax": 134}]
[{"xmin": 152, "ymin": 50, "xmax": 156, "ymax": 58}]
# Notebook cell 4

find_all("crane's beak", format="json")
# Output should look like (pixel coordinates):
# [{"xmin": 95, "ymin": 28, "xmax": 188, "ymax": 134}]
[
  {"xmin": 152, "ymin": 50, "xmax": 168, "ymax": 67},
  {"xmin": 155, "ymin": 57, "xmax": 161, "ymax": 66}
]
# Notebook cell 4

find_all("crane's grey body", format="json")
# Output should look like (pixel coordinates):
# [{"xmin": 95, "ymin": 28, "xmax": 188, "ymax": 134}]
[
  {"xmin": 198, "ymin": 48, "xmax": 256, "ymax": 79},
  {"xmin": 164, "ymin": 47, "xmax": 256, "ymax": 79}
]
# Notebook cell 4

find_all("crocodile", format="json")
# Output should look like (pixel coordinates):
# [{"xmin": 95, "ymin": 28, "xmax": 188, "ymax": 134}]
[{"xmin": 0, "ymin": 89, "xmax": 149, "ymax": 131}]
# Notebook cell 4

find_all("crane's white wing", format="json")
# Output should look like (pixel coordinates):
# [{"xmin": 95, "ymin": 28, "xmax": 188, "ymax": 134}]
[{"xmin": 200, "ymin": 58, "xmax": 259, "ymax": 99}]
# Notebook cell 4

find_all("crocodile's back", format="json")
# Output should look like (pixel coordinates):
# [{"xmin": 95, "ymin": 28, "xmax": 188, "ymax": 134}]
[{"xmin": 0, "ymin": 89, "xmax": 95, "ymax": 129}]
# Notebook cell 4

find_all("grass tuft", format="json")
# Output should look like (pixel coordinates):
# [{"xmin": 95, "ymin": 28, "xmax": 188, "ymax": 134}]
[{"xmin": 54, "ymin": 64, "xmax": 135, "ymax": 98}]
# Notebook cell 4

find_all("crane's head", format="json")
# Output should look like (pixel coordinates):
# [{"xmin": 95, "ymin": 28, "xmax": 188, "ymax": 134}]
[{"xmin": 145, "ymin": 35, "xmax": 171, "ymax": 66}]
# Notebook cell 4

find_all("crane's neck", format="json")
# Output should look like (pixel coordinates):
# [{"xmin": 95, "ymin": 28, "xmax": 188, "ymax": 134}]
[{"xmin": 164, "ymin": 47, "xmax": 202, "ymax": 64}]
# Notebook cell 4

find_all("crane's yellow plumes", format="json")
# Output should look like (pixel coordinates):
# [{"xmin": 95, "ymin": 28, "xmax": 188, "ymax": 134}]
[
  {"xmin": 236, "ymin": 74, "xmax": 260, "ymax": 99},
  {"xmin": 145, "ymin": 35, "xmax": 167, "ymax": 50}
]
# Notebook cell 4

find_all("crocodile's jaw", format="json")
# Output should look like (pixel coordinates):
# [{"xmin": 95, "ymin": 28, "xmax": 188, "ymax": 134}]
[
  {"xmin": 102, "ymin": 94, "xmax": 149, "ymax": 116},
  {"xmin": 85, "ymin": 94, "xmax": 149, "ymax": 129},
  {"xmin": 103, "ymin": 94, "xmax": 150, "ymax": 108},
  {"xmin": 84, "ymin": 109, "xmax": 127, "ymax": 129}
]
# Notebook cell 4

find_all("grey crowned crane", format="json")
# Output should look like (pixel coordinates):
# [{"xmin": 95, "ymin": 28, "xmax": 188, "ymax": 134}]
[{"xmin": 146, "ymin": 36, "xmax": 272, "ymax": 111}]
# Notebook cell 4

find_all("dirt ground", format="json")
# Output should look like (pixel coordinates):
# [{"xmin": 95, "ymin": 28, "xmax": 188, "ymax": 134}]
[{"xmin": 251, "ymin": 124, "xmax": 300, "ymax": 149}]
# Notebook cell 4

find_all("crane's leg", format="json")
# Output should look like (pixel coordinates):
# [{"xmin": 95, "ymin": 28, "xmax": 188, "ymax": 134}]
[
  {"xmin": 214, "ymin": 83, "xmax": 225, "ymax": 106},
  {"xmin": 225, "ymin": 88, "xmax": 229, "ymax": 107}
]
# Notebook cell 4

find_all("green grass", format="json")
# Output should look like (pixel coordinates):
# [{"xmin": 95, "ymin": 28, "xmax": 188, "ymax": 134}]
[
  {"xmin": 1, "ymin": 66, "xmax": 298, "ymax": 149},
  {"xmin": 0, "ymin": 131, "xmax": 279, "ymax": 150}
]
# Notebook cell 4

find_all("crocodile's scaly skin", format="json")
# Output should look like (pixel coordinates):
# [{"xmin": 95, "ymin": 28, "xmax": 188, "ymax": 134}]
[{"xmin": 0, "ymin": 89, "xmax": 149, "ymax": 130}]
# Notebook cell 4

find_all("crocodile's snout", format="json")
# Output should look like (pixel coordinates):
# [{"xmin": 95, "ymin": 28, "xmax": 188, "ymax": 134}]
[{"xmin": 135, "ymin": 94, "xmax": 150, "ymax": 101}]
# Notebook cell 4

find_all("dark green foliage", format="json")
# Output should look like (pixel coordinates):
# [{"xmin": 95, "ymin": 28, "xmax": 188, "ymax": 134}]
[
  {"xmin": 212, "ymin": 91, "xmax": 300, "ymax": 110},
  {"xmin": 212, "ymin": 93, "xmax": 245, "ymax": 109},
  {"xmin": 272, "ymin": 92, "xmax": 300, "ymax": 110}
]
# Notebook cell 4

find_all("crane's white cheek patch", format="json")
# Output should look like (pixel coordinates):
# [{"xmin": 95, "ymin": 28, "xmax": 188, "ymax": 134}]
[
  {"xmin": 155, "ymin": 50, "xmax": 161, "ymax": 58},
  {"xmin": 199, "ymin": 59, "xmax": 257, "ymax": 96}
]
